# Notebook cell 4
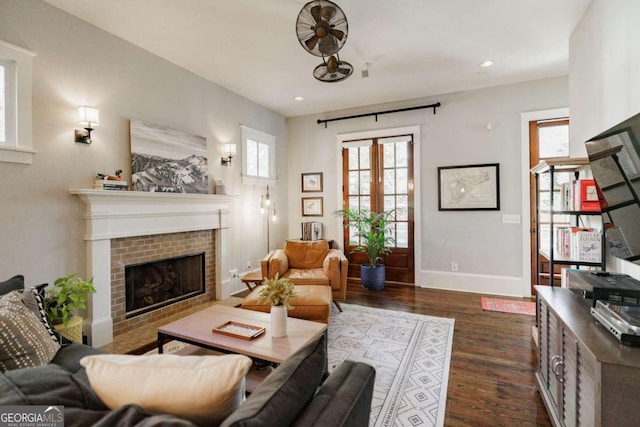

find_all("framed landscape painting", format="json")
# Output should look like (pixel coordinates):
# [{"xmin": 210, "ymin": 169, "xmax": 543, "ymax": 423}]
[
  {"xmin": 130, "ymin": 119, "xmax": 208, "ymax": 193},
  {"xmin": 438, "ymin": 163, "xmax": 500, "ymax": 211}
]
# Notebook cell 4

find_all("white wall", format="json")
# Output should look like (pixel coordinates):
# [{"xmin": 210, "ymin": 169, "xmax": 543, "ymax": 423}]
[
  {"xmin": 0, "ymin": 0, "xmax": 288, "ymax": 293},
  {"xmin": 287, "ymin": 77, "xmax": 569, "ymax": 297},
  {"xmin": 569, "ymin": 0, "xmax": 640, "ymax": 280}
]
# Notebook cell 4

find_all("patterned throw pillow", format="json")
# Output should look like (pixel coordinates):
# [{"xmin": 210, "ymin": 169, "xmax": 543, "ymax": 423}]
[
  {"xmin": 20, "ymin": 284, "xmax": 59, "ymax": 344},
  {"xmin": 0, "ymin": 291, "xmax": 60, "ymax": 372}
]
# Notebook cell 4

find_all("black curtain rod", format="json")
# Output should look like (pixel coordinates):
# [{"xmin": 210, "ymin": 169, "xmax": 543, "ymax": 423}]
[{"xmin": 317, "ymin": 102, "xmax": 441, "ymax": 128}]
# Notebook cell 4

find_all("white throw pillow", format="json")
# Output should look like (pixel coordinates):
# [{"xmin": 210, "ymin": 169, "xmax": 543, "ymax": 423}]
[{"xmin": 80, "ymin": 353, "xmax": 252, "ymax": 426}]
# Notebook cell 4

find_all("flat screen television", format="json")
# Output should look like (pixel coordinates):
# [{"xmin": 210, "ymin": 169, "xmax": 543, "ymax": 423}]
[{"xmin": 585, "ymin": 111, "xmax": 640, "ymax": 265}]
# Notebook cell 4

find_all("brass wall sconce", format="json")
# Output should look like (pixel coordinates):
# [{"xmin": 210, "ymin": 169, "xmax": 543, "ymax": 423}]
[{"xmin": 75, "ymin": 106, "xmax": 100, "ymax": 144}]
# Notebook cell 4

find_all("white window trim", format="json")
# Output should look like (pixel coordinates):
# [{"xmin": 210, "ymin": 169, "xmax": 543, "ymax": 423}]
[
  {"xmin": 0, "ymin": 40, "xmax": 36, "ymax": 165},
  {"xmin": 240, "ymin": 125, "xmax": 277, "ymax": 185}
]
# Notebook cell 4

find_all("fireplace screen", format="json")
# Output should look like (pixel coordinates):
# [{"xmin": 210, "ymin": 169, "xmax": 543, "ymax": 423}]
[{"xmin": 125, "ymin": 252, "xmax": 205, "ymax": 318}]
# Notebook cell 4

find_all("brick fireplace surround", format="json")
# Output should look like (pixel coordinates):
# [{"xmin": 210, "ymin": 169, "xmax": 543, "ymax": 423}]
[{"xmin": 71, "ymin": 189, "xmax": 234, "ymax": 347}]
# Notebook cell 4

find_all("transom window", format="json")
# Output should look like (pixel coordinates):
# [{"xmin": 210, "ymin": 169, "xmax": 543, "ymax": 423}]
[{"xmin": 241, "ymin": 125, "xmax": 275, "ymax": 182}]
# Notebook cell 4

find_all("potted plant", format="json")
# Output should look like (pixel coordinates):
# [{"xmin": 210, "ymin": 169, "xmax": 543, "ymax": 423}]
[
  {"xmin": 258, "ymin": 273, "xmax": 296, "ymax": 337},
  {"xmin": 335, "ymin": 207, "xmax": 396, "ymax": 290},
  {"xmin": 45, "ymin": 274, "xmax": 96, "ymax": 343}
]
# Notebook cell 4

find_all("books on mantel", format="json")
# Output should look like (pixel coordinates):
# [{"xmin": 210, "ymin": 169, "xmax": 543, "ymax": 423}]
[
  {"xmin": 94, "ymin": 179, "xmax": 128, "ymax": 191},
  {"xmin": 556, "ymin": 227, "xmax": 602, "ymax": 262}
]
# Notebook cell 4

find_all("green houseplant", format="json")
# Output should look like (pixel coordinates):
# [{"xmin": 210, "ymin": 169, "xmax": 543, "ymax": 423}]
[
  {"xmin": 45, "ymin": 274, "xmax": 96, "ymax": 342},
  {"xmin": 259, "ymin": 273, "xmax": 296, "ymax": 337},
  {"xmin": 335, "ymin": 207, "xmax": 396, "ymax": 290}
]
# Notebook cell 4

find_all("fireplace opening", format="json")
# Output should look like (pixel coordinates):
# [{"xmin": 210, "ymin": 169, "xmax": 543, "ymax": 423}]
[{"xmin": 125, "ymin": 252, "xmax": 205, "ymax": 318}]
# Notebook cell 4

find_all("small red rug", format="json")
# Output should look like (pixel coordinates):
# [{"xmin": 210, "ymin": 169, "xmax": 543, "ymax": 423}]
[{"xmin": 481, "ymin": 297, "xmax": 536, "ymax": 316}]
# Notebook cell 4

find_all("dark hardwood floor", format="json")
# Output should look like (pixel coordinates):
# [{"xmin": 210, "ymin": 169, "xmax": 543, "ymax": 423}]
[{"xmin": 345, "ymin": 281, "xmax": 552, "ymax": 427}]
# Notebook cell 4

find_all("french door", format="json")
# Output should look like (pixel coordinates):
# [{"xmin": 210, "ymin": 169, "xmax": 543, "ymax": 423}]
[
  {"xmin": 341, "ymin": 135, "xmax": 415, "ymax": 283},
  {"xmin": 529, "ymin": 118, "xmax": 570, "ymax": 293}
]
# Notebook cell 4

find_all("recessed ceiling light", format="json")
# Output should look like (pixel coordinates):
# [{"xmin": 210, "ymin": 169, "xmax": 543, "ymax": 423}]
[
  {"xmin": 294, "ymin": 96, "xmax": 305, "ymax": 102},
  {"xmin": 479, "ymin": 60, "xmax": 495, "ymax": 68}
]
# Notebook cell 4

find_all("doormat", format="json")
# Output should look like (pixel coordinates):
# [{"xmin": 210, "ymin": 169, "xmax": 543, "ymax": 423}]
[{"xmin": 481, "ymin": 297, "xmax": 536, "ymax": 316}]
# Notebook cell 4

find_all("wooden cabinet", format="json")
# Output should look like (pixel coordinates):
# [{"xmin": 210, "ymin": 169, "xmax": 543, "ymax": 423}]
[{"xmin": 536, "ymin": 286, "xmax": 640, "ymax": 426}]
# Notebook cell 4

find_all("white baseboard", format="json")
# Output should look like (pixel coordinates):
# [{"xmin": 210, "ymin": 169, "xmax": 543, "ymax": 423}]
[
  {"xmin": 86, "ymin": 316, "xmax": 113, "ymax": 347},
  {"xmin": 418, "ymin": 270, "xmax": 531, "ymax": 298}
]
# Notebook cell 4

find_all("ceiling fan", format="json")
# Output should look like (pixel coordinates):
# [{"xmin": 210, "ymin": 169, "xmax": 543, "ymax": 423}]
[{"xmin": 296, "ymin": 0, "xmax": 348, "ymax": 57}]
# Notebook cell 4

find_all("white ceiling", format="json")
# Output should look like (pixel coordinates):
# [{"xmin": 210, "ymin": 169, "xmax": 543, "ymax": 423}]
[{"xmin": 43, "ymin": 0, "xmax": 592, "ymax": 118}]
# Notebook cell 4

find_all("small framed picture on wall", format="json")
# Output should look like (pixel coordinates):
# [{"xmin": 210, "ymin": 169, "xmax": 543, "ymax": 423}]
[
  {"xmin": 301, "ymin": 172, "xmax": 323, "ymax": 192},
  {"xmin": 302, "ymin": 197, "xmax": 323, "ymax": 216}
]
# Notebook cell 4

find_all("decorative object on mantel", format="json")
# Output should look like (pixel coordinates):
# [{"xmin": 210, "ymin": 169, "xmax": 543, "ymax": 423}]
[
  {"xmin": 75, "ymin": 106, "xmax": 99, "ymax": 144},
  {"xmin": 130, "ymin": 119, "xmax": 208, "ymax": 194},
  {"xmin": 95, "ymin": 170, "xmax": 128, "ymax": 190},
  {"xmin": 296, "ymin": 1, "xmax": 354, "ymax": 83},
  {"xmin": 45, "ymin": 274, "xmax": 96, "ymax": 343},
  {"xmin": 213, "ymin": 180, "xmax": 226, "ymax": 195},
  {"xmin": 258, "ymin": 274, "xmax": 296, "ymax": 338}
]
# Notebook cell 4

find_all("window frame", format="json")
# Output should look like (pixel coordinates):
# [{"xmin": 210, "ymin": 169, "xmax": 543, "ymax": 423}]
[
  {"xmin": 0, "ymin": 40, "xmax": 36, "ymax": 165},
  {"xmin": 241, "ymin": 125, "xmax": 276, "ymax": 184}
]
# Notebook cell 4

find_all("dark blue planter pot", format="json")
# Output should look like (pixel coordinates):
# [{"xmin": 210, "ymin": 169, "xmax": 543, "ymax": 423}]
[{"xmin": 360, "ymin": 264, "xmax": 385, "ymax": 291}]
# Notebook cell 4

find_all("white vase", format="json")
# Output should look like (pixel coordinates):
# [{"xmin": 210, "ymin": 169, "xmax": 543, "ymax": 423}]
[{"xmin": 270, "ymin": 305, "xmax": 287, "ymax": 338}]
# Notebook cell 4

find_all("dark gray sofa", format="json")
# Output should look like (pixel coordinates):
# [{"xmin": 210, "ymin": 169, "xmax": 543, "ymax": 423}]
[{"xmin": 0, "ymin": 275, "xmax": 376, "ymax": 426}]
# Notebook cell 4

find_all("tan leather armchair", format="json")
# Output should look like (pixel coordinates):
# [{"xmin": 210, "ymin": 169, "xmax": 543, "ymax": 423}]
[{"xmin": 261, "ymin": 240, "xmax": 347, "ymax": 311}]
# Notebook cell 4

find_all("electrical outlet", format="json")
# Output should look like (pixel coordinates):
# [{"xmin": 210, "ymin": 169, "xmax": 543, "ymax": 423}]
[
  {"xmin": 247, "ymin": 261, "xmax": 252, "ymax": 271},
  {"xmin": 229, "ymin": 268, "xmax": 238, "ymax": 279},
  {"xmin": 451, "ymin": 262, "xmax": 459, "ymax": 272},
  {"xmin": 502, "ymin": 214, "xmax": 521, "ymax": 224}
]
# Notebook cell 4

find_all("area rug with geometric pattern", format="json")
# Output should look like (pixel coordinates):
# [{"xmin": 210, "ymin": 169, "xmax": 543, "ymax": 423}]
[
  {"xmin": 329, "ymin": 304, "xmax": 455, "ymax": 427},
  {"xmin": 480, "ymin": 296, "xmax": 536, "ymax": 316}
]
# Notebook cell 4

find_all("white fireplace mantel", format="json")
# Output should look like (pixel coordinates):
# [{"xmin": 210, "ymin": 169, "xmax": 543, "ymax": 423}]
[{"xmin": 70, "ymin": 189, "xmax": 235, "ymax": 347}]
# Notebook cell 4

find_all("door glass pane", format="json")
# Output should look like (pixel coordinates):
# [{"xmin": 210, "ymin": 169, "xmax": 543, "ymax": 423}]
[
  {"xmin": 383, "ymin": 143, "xmax": 395, "ymax": 168},
  {"xmin": 383, "ymin": 169, "xmax": 395, "ymax": 193},
  {"xmin": 396, "ymin": 222, "xmax": 408, "ymax": 248},
  {"xmin": 359, "ymin": 146, "xmax": 370, "ymax": 169},
  {"xmin": 396, "ymin": 195, "xmax": 408, "ymax": 220},
  {"xmin": 396, "ymin": 141, "xmax": 408, "ymax": 167},
  {"xmin": 384, "ymin": 195, "xmax": 395, "ymax": 212},
  {"xmin": 360, "ymin": 196, "xmax": 370, "ymax": 211},
  {"xmin": 360, "ymin": 171, "xmax": 370, "ymax": 194},
  {"xmin": 348, "ymin": 172, "xmax": 359, "ymax": 195},
  {"xmin": 539, "ymin": 124, "xmax": 569, "ymax": 158},
  {"xmin": 396, "ymin": 168, "xmax": 408, "ymax": 193},
  {"xmin": 348, "ymin": 147, "xmax": 359, "ymax": 169}
]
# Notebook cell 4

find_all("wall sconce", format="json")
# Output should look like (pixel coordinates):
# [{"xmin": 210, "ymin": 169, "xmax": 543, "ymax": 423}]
[
  {"xmin": 75, "ymin": 106, "xmax": 100, "ymax": 144},
  {"xmin": 221, "ymin": 143, "xmax": 237, "ymax": 166}
]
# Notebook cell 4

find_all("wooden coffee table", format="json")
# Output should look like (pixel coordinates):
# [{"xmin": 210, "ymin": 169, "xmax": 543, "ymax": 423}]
[{"xmin": 157, "ymin": 305, "xmax": 327, "ymax": 366}]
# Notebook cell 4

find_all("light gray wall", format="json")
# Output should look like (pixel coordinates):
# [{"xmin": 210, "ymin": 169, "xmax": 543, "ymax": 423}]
[
  {"xmin": 569, "ymin": 0, "xmax": 640, "ymax": 280},
  {"xmin": 287, "ymin": 77, "xmax": 568, "ymax": 296},
  {"xmin": 0, "ymin": 0, "xmax": 288, "ymax": 290}
]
